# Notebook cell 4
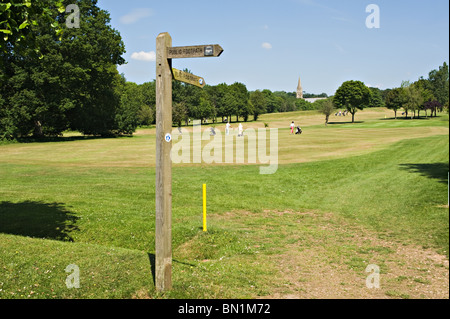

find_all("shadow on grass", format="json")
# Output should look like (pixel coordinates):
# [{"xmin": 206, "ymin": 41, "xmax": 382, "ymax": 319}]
[
  {"xmin": 381, "ymin": 116, "xmax": 439, "ymax": 121},
  {"xmin": 147, "ymin": 253, "xmax": 197, "ymax": 286},
  {"xmin": 0, "ymin": 201, "xmax": 79, "ymax": 241},
  {"xmin": 148, "ymin": 253, "xmax": 156, "ymax": 285},
  {"xmin": 327, "ymin": 121, "xmax": 364, "ymax": 125},
  {"xmin": 16, "ymin": 135, "xmax": 133, "ymax": 144},
  {"xmin": 399, "ymin": 163, "xmax": 449, "ymax": 184}
]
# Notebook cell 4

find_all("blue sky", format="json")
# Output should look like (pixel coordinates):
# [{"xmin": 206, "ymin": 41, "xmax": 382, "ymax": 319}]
[{"xmin": 97, "ymin": 0, "xmax": 449, "ymax": 95}]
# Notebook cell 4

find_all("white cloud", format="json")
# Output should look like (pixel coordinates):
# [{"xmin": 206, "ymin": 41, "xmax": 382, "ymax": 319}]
[
  {"xmin": 262, "ymin": 42, "xmax": 272, "ymax": 50},
  {"xmin": 131, "ymin": 51, "xmax": 156, "ymax": 62},
  {"xmin": 120, "ymin": 8, "xmax": 153, "ymax": 24}
]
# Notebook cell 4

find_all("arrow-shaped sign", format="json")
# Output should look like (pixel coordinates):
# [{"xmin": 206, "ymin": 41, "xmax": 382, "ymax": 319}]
[
  {"xmin": 167, "ymin": 44, "xmax": 224, "ymax": 59},
  {"xmin": 172, "ymin": 68, "xmax": 205, "ymax": 88}
]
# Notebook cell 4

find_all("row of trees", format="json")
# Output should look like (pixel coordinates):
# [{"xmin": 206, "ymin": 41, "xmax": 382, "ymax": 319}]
[
  {"xmin": 0, "ymin": 0, "xmax": 329, "ymax": 140},
  {"xmin": 316, "ymin": 63, "xmax": 449, "ymax": 125},
  {"xmin": 1, "ymin": 1, "xmax": 448, "ymax": 140},
  {"xmin": 384, "ymin": 63, "xmax": 449, "ymax": 119},
  {"xmin": 110, "ymin": 77, "xmax": 394, "ymax": 131},
  {"xmin": 121, "ymin": 78, "xmax": 329, "ymax": 129}
]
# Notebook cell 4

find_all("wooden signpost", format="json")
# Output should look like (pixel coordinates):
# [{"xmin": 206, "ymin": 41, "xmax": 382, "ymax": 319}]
[
  {"xmin": 168, "ymin": 44, "xmax": 224, "ymax": 59},
  {"xmin": 172, "ymin": 68, "xmax": 205, "ymax": 88},
  {"xmin": 155, "ymin": 32, "xmax": 223, "ymax": 292}
]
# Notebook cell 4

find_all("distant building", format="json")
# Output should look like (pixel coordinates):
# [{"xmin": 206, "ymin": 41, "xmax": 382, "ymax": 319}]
[
  {"xmin": 297, "ymin": 76, "xmax": 327, "ymax": 103},
  {"xmin": 304, "ymin": 97, "xmax": 327, "ymax": 103},
  {"xmin": 296, "ymin": 77, "xmax": 303, "ymax": 99}
]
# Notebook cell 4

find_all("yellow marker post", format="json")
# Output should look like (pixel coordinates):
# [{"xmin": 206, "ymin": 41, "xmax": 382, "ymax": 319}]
[{"xmin": 203, "ymin": 184, "xmax": 207, "ymax": 232}]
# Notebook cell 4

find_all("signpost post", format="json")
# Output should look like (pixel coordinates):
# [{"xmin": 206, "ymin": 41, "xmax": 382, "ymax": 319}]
[{"xmin": 155, "ymin": 32, "xmax": 223, "ymax": 292}]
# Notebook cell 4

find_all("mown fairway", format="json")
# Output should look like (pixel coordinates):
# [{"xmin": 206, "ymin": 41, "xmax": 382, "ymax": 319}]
[{"xmin": 0, "ymin": 108, "xmax": 448, "ymax": 299}]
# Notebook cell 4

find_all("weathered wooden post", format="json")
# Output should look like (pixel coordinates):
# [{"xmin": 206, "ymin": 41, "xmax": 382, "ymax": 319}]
[
  {"xmin": 155, "ymin": 32, "xmax": 223, "ymax": 292},
  {"xmin": 155, "ymin": 32, "xmax": 173, "ymax": 292}
]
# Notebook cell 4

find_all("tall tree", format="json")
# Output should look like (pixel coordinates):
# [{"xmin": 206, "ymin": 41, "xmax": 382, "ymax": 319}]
[
  {"xmin": 262, "ymin": 89, "xmax": 279, "ymax": 113},
  {"xmin": 317, "ymin": 98, "xmax": 335, "ymax": 126},
  {"xmin": 249, "ymin": 90, "xmax": 266, "ymax": 121},
  {"xmin": 368, "ymin": 87, "xmax": 384, "ymax": 108},
  {"xmin": 0, "ymin": 0, "xmax": 126, "ymax": 139},
  {"xmin": 428, "ymin": 62, "xmax": 449, "ymax": 114},
  {"xmin": 0, "ymin": 0, "xmax": 65, "ymax": 58},
  {"xmin": 61, "ymin": 0, "xmax": 125, "ymax": 135},
  {"xmin": 385, "ymin": 87, "xmax": 405, "ymax": 119},
  {"xmin": 194, "ymin": 90, "xmax": 215, "ymax": 122},
  {"xmin": 213, "ymin": 83, "xmax": 229, "ymax": 122},
  {"xmin": 140, "ymin": 81, "xmax": 156, "ymax": 125},
  {"xmin": 333, "ymin": 80, "xmax": 371, "ymax": 123},
  {"xmin": 115, "ymin": 79, "xmax": 141, "ymax": 135},
  {"xmin": 414, "ymin": 78, "xmax": 434, "ymax": 117},
  {"xmin": 172, "ymin": 101, "xmax": 187, "ymax": 127},
  {"xmin": 295, "ymin": 98, "xmax": 314, "ymax": 111},
  {"xmin": 229, "ymin": 82, "xmax": 249, "ymax": 122},
  {"xmin": 402, "ymin": 81, "xmax": 424, "ymax": 119},
  {"xmin": 424, "ymin": 100, "xmax": 442, "ymax": 118}
]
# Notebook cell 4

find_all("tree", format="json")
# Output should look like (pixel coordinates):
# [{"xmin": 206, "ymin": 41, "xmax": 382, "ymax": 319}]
[
  {"xmin": 0, "ymin": 0, "xmax": 65, "ymax": 58},
  {"xmin": 222, "ymin": 87, "xmax": 238, "ymax": 121},
  {"xmin": 195, "ymin": 90, "xmax": 215, "ymax": 122},
  {"xmin": 229, "ymin": 82, "xmax": 249, "ymax": 122},
  {"xmin": 333, "ymin": 80, "xmax": 371, "ymax": 123},
  {"xmin": 172, "ymin": 102, "xmax": 187, "ymax": 127},
  {"xmin": 115, "ymin": 79, "xmax": 141, "ymax": 135},
  {"xmin": 140, "ymin": 81, "xmax": 156, "ymax": 124},
  {"xmin": 402, "ymin": 81, "xmax": 424, "ymax": 119},
  {"xmin": 428, "ymin": 62, "xmax": 449, "ymax": 109},
  {"xmin": 213, "ymin": 83, "xmax": 229, "ymax": 122},
  {"xmin": 424, "ymin": 100, "xmax": 441, "ymax": 118},
  {"xmin": 249, "ymin": 90, "xmax": 266, "ymax": 121},
  {"xmin": 385, "ymin": 87, "xmax": 405, "ymax": 119},
  {"xmin": 262, "ymin": 89, "xmax": 280, "ymax": 113},
  {"xmin": 317, "ymin": 98, "xmax": 335, "ymax": 126},
  {"xmin": 368, "ymin": 87, "xmax": 384, "ymax": 108},
  {"xmin": 304, "ymin": 92, "xmax": 328, "ymax": 98},
  {"xmin": 63, "ymin": 0, "xmax": 125, "ymax": 136},
  {"xmin": 0, "ymin": 0, "xmax": 126, "ymax": 139},
  {"xmin": 242, "ymin": 100, "xmax": 254, "ymax": 122},
  {"xmin": 414, "ymin": 78, "xmax": 434, "ymax": 117},
  {"xmin": 138, "ymin": 104, "xmax": 154, "ymax": 126},
  {"xmin": 273, "ymin": 91, "xmax": 297, "ymax": 112},
  {"xmin": 295, "ymin": 98, "xmax": 314, "ymax": 111}
]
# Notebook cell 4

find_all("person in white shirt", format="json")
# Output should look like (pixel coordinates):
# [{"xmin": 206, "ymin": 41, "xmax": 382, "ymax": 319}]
[
  {"xmin": 290, "ymin": 121, "xmax": 295, "ymax": 134},
  {"xmin": 238, "ymin": 123, "xmax": 243, "ymax": 137},
  {"xmin": 226, "ymin": 121, "xmax": 231, "ymax": 135}
]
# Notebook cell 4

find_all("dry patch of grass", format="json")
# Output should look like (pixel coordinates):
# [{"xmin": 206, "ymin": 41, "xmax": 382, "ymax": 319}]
[{"xmin": 212, "ymin": 209, "xmax": 449, "ymax": 299}]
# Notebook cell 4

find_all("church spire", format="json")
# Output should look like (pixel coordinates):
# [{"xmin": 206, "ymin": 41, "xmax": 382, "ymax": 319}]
[{"xmin": 296, "ymin": 77, "xmax": 303, "ymax": 99}]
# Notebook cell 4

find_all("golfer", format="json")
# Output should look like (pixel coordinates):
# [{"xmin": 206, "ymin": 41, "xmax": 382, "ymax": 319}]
[
  {"xmin": 226, "ymin": 121, "xmax": 231, "ymax": 135},
  {"xmin": 238, "ymin": 123, "xmax": 243, "ymax": 137},
  {"xmin": 290, "ymin": 121, "xmax": 295, "ymax": 134}
]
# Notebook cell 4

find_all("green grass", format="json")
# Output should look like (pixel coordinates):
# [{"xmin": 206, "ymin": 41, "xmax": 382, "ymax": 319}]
[{"xmin": 0, "ymin": 109, "xmax": 448, "ymax": 299}]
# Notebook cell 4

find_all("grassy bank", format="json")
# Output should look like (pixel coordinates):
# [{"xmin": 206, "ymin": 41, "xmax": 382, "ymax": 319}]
[{"xmin": 0, "ymin": 109, "xmax": 448, "ymax": 298}]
